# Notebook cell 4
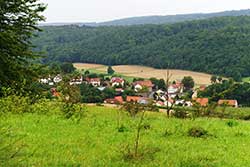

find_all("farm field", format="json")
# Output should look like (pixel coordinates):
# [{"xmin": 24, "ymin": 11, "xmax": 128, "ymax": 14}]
[
  {"xmin": 74, "ymin": 63, "xmax": 212, "ymax": 85},
  {"xmin": 2, "ymin": 105, "xmax": 250, "ymax": 167}
]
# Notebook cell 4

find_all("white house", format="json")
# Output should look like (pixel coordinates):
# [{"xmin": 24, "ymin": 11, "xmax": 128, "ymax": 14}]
[{"xmin": 110, "ymin": 77, "xmax": 125, "ymax": 87}]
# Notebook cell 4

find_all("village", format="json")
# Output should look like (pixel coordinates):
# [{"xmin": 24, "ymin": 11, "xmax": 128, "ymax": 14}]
[{"xmin": 39, "ymin": 69, "xmax": 239, "ymax": 109}]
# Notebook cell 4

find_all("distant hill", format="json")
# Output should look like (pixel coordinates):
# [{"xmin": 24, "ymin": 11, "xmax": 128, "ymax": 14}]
[
  {"xmin": 40, "ymin": 9, "xmax": 250, "ymax": 26},
  {"xmin": 34, "ymin": 16, "xmax": 250, "ymax": 80}
]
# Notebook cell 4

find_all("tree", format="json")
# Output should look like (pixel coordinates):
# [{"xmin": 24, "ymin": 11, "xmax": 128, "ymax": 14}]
[
  {"xmin": 158, "ymin": 79, "xmax": 166, "ymax": 90},
  {"xmin": 218, "ymin": 76, "xmax": 223, "ymax": 83},
  {"xmin": 211, "ymin": 75, "xmax": 217, "ymax": 83},
  {"xmin": 182, "ymin": 76, "xmax": 195, "ymax": 91},
  {"xmin": 60, "ymin": 62, "xmax": 76, "ymax": 74},
  {"xmin": 0, "ymin": 0, "xmax": 46, "ymax": 88},
  {"xmin": 107, "ymin": 66, "xmax": 115, "ymax": 75}
]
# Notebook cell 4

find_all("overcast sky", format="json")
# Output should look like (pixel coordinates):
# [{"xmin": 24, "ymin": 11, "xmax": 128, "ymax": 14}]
[{"xmin": 41, "ymin": 0, "xmax": 250, "ymax": 23}]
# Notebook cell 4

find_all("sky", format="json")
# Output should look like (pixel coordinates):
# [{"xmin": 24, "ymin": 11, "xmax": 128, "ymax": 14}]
[{"xmin": 41, "ymin": 0, "xmax": 250, "ymax": 23}]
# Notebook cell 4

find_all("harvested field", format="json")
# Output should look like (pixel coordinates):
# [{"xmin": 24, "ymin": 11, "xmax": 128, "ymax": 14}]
[
  {"xmin": 74, "ymin": 63, "xmax": 212, "ymax": 85},
  {"xmin": 73, "ymin": 63, "xmax": 105, "ymax": 70}
]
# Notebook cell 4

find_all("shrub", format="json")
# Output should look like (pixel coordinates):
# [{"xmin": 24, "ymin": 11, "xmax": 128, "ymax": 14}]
[
  {"xmin": 117, "ymin": 125, "xmax": 128, "ymax": 132},
  {"xmin": 61, "ymin": 103, "xmax": 86, "ymax": 123},
  {"xmin": 172, "ymin": 110, "xmax": 189, "ymax": 119},
  {"xmin": 240, "ymin": 115, "xmax": 250, "ymax": 120},
  {"xmin": 188, "ymin": 127, "xmax": 208, "ymax": 138},
  {"xmin": 0, "ymin": 95, "xmax": 31, "ymax": 114},
  {"xmin": 226, "ymin": 120, "xmax": 239, "ymax": 127}
]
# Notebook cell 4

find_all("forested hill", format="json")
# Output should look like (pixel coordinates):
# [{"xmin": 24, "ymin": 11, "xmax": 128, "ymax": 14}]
[
  {"xmin": 34, "ymin": 16, "xmax": 250, "ymax": 80},
  {"xmin": 96, "ymin": 9, "xmax": 250, "ymax": 26}
]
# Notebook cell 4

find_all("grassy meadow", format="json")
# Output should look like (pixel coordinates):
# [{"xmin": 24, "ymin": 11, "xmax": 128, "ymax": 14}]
[{"xmin": 2, "ymin": 104, "xmax": 250, "ymax": 167}]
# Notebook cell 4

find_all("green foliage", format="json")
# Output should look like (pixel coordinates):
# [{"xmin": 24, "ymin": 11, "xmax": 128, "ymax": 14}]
[
  {"xmin": 2, "ymin": 105, "xmax": 250, "ymax": 166},
  {"xmin": 199, "ymin": 80, "xmax": 250, "ymax": 106},
  {"xmin": 61, "ymin": 103, "xmax": 85, "ymax": 123},
  {"xmin": 182, "ymin": 76, "xmax": 195, "ymax": 91},
  {"xmin": 60, "ymin": 62, "xmax": 76, "ymax": 74},
  {"xmin": 150, "ymin": 78, "xmax": 166, "ymax": 90},
  {"xmin": 107, "ymin": 66, "xmax": 115, "ymax": 75},
  {"xmin": 226, "ymin": 120, "xmax": 239, "ymax": 127},
  {"xmin": 188, "ymin": 127, "xmax": 208, "ymax": 138},
  {"xmin": 0, "ymin": 125, "xmax": 25, "ymax": 166},
  {"xmin": 33, "ymin": 16, "xmax": 250, "ymax": 80},
  {"xmin": 0, "ymin": 95, "xmax": 31, "ymax": 114},
  {"xmin": 80, "ymin": 84, "xmax": 103, "ymax": 103},
  {"xmin": 211, "ymin": 75, "xmax": 217, "ymax": 83},
  {"xmin": 0, "ymin": 0, "xmax": 46, "ymax": 89}
]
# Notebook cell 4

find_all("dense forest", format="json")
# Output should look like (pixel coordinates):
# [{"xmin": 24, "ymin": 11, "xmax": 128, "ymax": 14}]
[{"xmin": 34, "ymin": 16, "xmax": 250, "ymax": 80}]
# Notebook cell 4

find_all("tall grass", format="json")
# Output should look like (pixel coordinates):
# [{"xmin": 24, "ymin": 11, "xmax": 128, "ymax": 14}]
[{"xmin": 1, "ymin": 101, "xmax": 250, "ymax": 166}]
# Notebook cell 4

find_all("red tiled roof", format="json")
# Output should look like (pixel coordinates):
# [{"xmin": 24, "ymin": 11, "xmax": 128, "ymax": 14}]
[
  {"xmin": 133, "ymin": 80, "xmax": 153, "ymax": 87},
  {"xmin": 199, "ymin": 85, "xmax": 207, "ymax": 91},
  {"xmin": 126, "ymin": 96, "xmax": 141, "ymax": 102},
  {"xmin": 196, "ymin": 98, "xmax": 209, "ymax": 106},
  {"xmin": 86, "ymin": 78, "xmax": 100, "ymax": 82},
  {"xmin": 111, "ymin": 77, "xmax": 124, "ymax": 83},
  {"xmin": 218, "ymin": 100, "xmax": 238, "ymax": 106},
  {"xmin": 114, "ymin": 96, "xmax": 124, "ymax": 104},
  {"xmin": 156, "ymin": 101, "xmax": 164, "ymax": 106},
  {"xmin": 104, "ymin": 98, "xmax": 119, "ymax": 104}
]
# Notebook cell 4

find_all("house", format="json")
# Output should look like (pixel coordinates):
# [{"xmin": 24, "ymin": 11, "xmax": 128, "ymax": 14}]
[
  {"xmin": 133, "ymin": 80, "xmax": 154, "ymax": 92},
  {"xmin": 175, "ymin": 100, "xmax": 193, "ymax": 107},
  {"xmin": 199, "ymin": 85, "xmax": 207, "ymax": 91},
  {"xmin": 153, "ymin": 90, "xmax": 167, "ymax": 101},
  {"xmin": 104, "ymin": 96, "xmax": 124, "ymax": 104},
  {"xmin": 97, "ymin": 87, "xmax": 106, "ymax": 91},
  {"xmin": 86, "ymin": 78, "xmax": 101, "ymax": 87},
  {"xmin": 40, "ymin": 77, "xmax": 53, "ymax": 85},
  {"xmin": 114, "ymin": 96, "xmax": 124, "ymax": 104},
  {"xmin": 115, "ymin": 88, "xmax": 124, "ymax": 96},
  {"xmin": 126, "ymin": 96, "xmax": 141, "ymax": 102},
  {"xmin": 138, "ymin": 97, "xmax": 150, "ymax": 105},
  {"xmin": 104, "ymin": 98, "xmax": 119, "ymax": 104},
  {"xmin": 156, "ymin": 100, "xmax": 173, "ymax": 107},
  {"xmin": 70, "ymin": 76, "xmax": 83, "ymax": 85},
  {"xmin": 167, "ymin": 83, "xmax": 183, "ymax": 98},
  {"xmin": 110, "ymin": 77, "xmax": 125, "ymax": 87},
  {"xmin": 53, "ymin": 74, "xmax": 62, "ymax": 83},
  {"xmin": 195, "ymin": 98, "xmax": 209, "ymax": 106},
  {"xmin": 218, "ymin": 100, "xmax": 238, "ymax": 108}
]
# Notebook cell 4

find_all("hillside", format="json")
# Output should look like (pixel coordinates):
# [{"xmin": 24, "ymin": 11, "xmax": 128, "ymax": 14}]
[
  {"xmin": 34, "ymin": 16, "xmax": 250, "ymax": 80},
  {"xmin": 74, "ymin": 63, "xmax": 212, "ymax": 85},
  {"xmin": 40, "ymin": 9, "xmax": 250, "ymax": 26},
  {"xmin": 3, "ymin": 104, "xmax": 250, "ymax": 166}
]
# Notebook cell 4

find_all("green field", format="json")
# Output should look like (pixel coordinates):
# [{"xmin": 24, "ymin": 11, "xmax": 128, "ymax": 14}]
[
  {"xmin": 2, "ymin": 104, "xmax": 250, "ymax": 167},
  {"xmin": 242, "ymin": 77, "xmax": 250, "ymax": 82}
]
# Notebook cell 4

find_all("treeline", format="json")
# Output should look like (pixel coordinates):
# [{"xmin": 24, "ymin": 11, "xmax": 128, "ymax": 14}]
[
  {"xmin": 198, "ymin": 79, "xmax": 250, "ymax": 106},
  {"xmin": 33, "ymin": 16, "xmax": 250, "ymax": 80}
]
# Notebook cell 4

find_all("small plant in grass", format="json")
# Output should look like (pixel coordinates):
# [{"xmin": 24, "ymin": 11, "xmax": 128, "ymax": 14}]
[
  {"xmin": 240, "ymin": 115, "xmax": 250, "ymax": 120},
  {"xmin": 226, "ymin": 120, "xmax": 239, "ymax": 127},
  {"xmin": 163, "ymin": 129, "xmax": 173, "ymax": 137},
  {"xmin": 121, "ymin": 101, "xmax": 156, "ymax": 160},
  {"xmin": 188, "ymin": 126, "xmax": 208, "ymax": 138}
]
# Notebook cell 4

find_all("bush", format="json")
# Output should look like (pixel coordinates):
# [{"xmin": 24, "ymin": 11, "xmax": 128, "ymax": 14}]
[
  {"xmin": 0, "ymin": 95, "xmax": 31, "ymax": 114},
  {"xmin": 61, "ymin": 103, "xmax": 86, "ymax": 123},
  {"xmin": 188, "ymin": 127, "xmax": 208, "ymax": 138},
  {"xmin": 226, "ymin": 120, "xmax": 239, "ymax": 127},
  {"xmin": 240, "ymin": 115, "xmax": 250, "ymax": 120},
  {"xmin": 172, "ymin": 110, "xmax": 189, "ymax": 119},
  {"xmin": 30, "ymin": 99, "xmax": 62, "ymax": 115}
]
